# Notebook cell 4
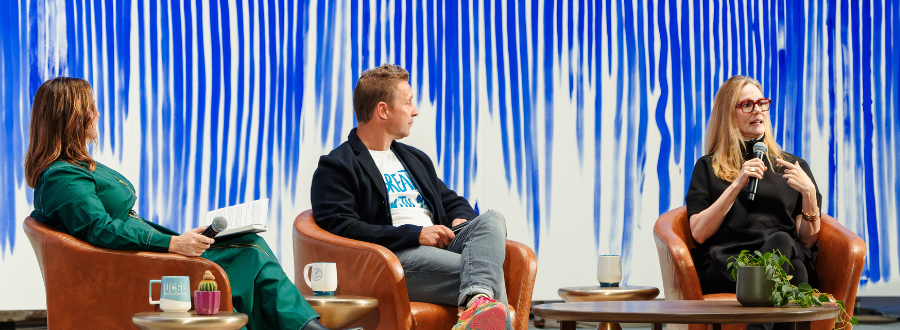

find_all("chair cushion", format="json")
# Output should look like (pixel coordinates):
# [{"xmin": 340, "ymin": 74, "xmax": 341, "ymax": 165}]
[
  {"xmin": 410, "ymin": 303, "xmax": 457, "ymax": 329},
  {"xmin": 409, "ymin": 302, "xmax": 517, "ymax": 329}
]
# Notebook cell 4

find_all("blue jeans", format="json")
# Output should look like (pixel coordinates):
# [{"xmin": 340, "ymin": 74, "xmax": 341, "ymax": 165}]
[{"xmin": 394, "ymin": 210, "xmax": 513, "ymax": 330}]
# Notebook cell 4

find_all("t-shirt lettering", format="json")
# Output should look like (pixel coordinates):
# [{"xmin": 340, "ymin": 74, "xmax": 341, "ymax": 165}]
[{"xmin": 369, "ymin": 149, "xmax": 433, "ymax": 228}]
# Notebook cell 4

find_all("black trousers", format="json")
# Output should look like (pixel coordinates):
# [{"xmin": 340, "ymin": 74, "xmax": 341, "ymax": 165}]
[{"xmin": 698, "ymin": 232, "xmax": 819, "ymax": 330}]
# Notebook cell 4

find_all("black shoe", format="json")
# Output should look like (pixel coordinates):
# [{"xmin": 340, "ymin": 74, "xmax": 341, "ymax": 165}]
[
  {"xmin": 303, "ymin": 318, "xmax": 363, "ymax": 330},
  {"xmin": 303, "ymin": 319, "xmax": 328, "ymax": 330}
]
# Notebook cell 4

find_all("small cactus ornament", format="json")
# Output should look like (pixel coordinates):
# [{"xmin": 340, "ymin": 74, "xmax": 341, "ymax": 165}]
[{"xmin": 197, "ymin": 270, "xmax": 218, "ymax": 292}]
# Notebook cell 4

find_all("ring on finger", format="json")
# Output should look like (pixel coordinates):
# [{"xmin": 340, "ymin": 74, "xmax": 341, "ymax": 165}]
[{"xmin": 749, "ymin": 168, "xmax": 755, "ymax": 173}]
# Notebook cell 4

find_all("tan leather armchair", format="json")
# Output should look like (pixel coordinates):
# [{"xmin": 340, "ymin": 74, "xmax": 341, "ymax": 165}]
[
  {"xmin": 293, "ymin": 210, "xmax": 537, "ymax": 330},
  {"xmin": 23, "ymin": 217, "xmax": 233, "ymax": 329},
  {"xmin": 653, "ymin": 207, "xmax": 866, "ymax": 330}
]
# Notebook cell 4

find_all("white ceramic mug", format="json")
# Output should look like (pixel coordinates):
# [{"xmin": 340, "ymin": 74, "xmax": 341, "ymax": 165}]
[
  {"xmin": 597, "ymin": 255, "xmax": 622, "ymax": 287},
  {"xmin": 304, "ymin": 262, "xmax": 338, "ymax": 295}
]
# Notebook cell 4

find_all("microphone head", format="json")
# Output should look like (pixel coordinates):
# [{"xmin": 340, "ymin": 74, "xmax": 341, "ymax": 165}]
[
  {"xmin": 752, "ymin": 142, "xmax": 768, "ymax": 156},
  {"xmin": 211, "ymin": 217, "xmax": 228, "ymax": 232}
]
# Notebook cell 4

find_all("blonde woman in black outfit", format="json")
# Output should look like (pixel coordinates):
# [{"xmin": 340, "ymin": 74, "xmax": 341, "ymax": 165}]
[{"xmin": 686, "ymin": 76, "xmax": 822, "ymax": 330}]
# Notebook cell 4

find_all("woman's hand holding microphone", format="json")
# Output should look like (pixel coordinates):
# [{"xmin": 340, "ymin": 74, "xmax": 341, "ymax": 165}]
[
  {"xmin": 168, "ymin": 226, "xmax": 215, "ymax": 257},
  {"xmin": 735, "ymin": 158, "xmax": 767, "ymax": 189}
]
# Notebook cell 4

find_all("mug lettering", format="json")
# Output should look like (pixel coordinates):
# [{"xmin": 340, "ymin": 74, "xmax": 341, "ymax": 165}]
[{"xmin": 163, "ymin": 282, "xmax": 188, "ymax": 295}]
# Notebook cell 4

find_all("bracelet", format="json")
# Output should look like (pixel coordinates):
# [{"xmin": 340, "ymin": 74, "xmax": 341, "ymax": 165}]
[{"xmin": 802, "ymin": 210, "xmax": 820, "ymax": 222}]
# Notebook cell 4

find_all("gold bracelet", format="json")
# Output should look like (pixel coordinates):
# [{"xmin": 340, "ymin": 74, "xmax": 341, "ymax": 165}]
[{"xmin": 802, "ymin": 210, "xmax": 820, "ymax": 222}]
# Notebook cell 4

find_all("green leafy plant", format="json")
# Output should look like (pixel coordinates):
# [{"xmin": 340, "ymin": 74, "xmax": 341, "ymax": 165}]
[
  {"xmin": 197, "ymin": 270, "xmax": 218, "ymax": 292},
  {"xmin": 727, "ymin": 250, "xmax": 858, "ymax": 329}
]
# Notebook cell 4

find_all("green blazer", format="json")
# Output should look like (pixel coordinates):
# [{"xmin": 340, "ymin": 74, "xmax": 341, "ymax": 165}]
[{"xmin": 31, "ymin": 161, "xmax": 175, "ymax": 251}]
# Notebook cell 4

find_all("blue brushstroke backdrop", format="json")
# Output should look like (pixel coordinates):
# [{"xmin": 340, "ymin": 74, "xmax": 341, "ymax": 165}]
[{"xmin": 1, "ymin": 0, "xmax": 897, "ymax": 308}]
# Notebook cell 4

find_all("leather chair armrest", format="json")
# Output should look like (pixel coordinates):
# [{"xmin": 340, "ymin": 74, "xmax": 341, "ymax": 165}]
[
  {"xmin": 24, "ymin": 217, "xmax": 232, "ymax": 329},
  {"xmin": 814, "ymin": 214, "xmax": 866, "ymax": 318},
  {"xmin": 503, "ymin": 240, "xmax": 537, "ymax": 330},
  {"xmin": 653, "ymin": 206, "xmax": 704, "ymax": 301},
  {"xmin": 293, "ymin": 210, "xmax": 415, "ymax": 329},
  {"xmin": 103, "ymin": 251, "xmax": 234, "ymax": 311}
]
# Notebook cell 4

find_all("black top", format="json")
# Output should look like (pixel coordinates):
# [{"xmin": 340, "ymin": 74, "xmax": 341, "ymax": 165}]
[
  {"xmin": 310, "ymin": 128, "xmax": 478, "ymax": 252},
  {"xmin": 686, "ymin": 139, "xmax": 822, "ymax": 281}
]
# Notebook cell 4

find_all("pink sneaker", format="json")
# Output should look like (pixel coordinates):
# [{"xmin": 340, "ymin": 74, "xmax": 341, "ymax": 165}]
[{"xmin": 452, "ymin": 296, "xmax": 507, "ymax": 330}]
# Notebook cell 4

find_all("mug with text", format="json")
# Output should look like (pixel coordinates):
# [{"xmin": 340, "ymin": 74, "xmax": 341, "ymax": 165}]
[
  {"xmin": 304, "ymin": 262, "xmax": 338, "ymax": 295},
  {"xmin": 597, "ymin": 255, "xmax": 622, "ymax": 287},
  {"xmin": 149, "ymin": 276, "xmax": 192, "ymax": 312}
]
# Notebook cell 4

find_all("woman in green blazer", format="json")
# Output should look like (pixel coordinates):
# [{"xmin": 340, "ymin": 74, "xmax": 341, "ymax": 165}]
[{"xmin": 24, "ymin": 77, "xmax": 327, "ymax": 330}]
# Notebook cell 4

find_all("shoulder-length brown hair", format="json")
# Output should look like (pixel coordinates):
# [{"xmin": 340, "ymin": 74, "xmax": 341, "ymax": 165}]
[
  {"xmin": 24, "ymin": 77, "xmax": 99, "ymax": 188},
  {"xmin": 706, "ymin": 75, "xmax": 784, "ymax": 182}
]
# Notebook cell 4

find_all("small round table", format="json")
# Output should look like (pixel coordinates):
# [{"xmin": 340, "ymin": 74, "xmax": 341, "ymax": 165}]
[
  {"xmin": 557, "ymin": 286, "xmax": 660, "ymax": 330},
  {"xmin": 304, "ymin": 295, "xmax": 378, "ymax": 330},
  {"xmin": 132, "ymin": 311, "xmax": 248, "ymax": 330}
]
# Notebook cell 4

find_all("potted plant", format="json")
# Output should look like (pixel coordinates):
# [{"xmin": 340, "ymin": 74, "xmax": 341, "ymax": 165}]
[
  {"xmin": 728, "ymin": 250, "xmax": 858, "ymax": 329},
  {"xmin": 194, "ymin": 270, "xmax": 221, "ymax": 315}
]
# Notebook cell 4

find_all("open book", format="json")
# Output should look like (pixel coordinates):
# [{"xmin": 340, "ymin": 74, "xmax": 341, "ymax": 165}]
[{"xmin": 204, "ymin": 198, "xmax": 268, "ymax": 238}]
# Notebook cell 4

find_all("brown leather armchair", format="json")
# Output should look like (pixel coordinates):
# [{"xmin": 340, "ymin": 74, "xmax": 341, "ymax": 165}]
[
  {"xmin": 23, "ymin": 217, "xmax": 233, "ymax": 329},
  {"xmin": 653, "ymin": 206, "xmax": 866, "ymax": 330},
  {"xmin": 293, "ymin": 210, "xmax": 537, "ymax": 330}
]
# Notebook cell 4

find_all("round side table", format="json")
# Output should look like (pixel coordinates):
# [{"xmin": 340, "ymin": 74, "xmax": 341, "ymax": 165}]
[
  {"xmin": 304, "ymin": 295, "xmax": 378, "ymax": 330},
  {"xmin": 557, "ymin": 286, "xmax": 660, "ymax": 330},
  {"xmin": 132, "ymin": 311, "xmax": 248, "ymax": 330}
]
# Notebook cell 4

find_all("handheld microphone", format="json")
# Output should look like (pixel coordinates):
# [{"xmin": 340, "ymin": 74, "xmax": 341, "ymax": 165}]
[
  {"xmin": 747, "ymin": 142, "xmax": 768, "ymax": 201},
  {"xmin": 200, "ymin": 216, "xmax": 228, "ymax": 238}
]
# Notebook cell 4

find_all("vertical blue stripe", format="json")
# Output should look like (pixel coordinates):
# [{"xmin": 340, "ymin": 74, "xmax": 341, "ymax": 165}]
[
  {"xmin": 655, "ymin": 0, "xmax": 671, "ymax": 215},
  {"xmin": 0, "ymin": 0, "xmax": 22, "ymax": 254},
  {"xmin": 860, "ymin": 0, "xmax": 881, "ymax": 282},
  {"xmin": 826, "ymin": 0, "xmax": 837, "ymax": 217}
]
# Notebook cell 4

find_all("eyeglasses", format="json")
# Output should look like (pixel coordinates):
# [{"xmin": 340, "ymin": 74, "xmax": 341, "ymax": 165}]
[{"xmin": 735, "ymin": 98, "xmax": 772, "ymax": 113}]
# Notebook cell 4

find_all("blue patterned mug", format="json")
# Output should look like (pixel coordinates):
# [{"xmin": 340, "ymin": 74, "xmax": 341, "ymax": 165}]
[{"xmin": 149, "ymin": 276, "xmax": 192, "ymax": 312}]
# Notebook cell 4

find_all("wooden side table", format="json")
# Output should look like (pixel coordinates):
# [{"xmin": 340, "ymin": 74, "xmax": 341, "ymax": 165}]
[
  {"xmin": 132, "ymin": 311, "xmax": 248, "ymax": 330},
  {"xmin": 304, "ymin": 295, "xmax": 378, "ymax": 330},
  {"xmin": 557, "ymin": 286, "xmax": 660, "ymax": 330},
  {"xmin": 532, "ymin": 300, "xmax": 840, "ymax": 330}
]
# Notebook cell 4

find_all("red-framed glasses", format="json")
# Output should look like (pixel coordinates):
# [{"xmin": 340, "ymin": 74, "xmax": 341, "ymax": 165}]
[{"xmin": 735, "ymin": 98, "xmax": 772, "ymax": 113}]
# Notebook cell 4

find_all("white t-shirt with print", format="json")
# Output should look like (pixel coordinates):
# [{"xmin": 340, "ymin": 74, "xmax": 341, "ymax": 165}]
[{"xmin": 369, "ymin": 149, "xmax": 434, "ymax": 228}]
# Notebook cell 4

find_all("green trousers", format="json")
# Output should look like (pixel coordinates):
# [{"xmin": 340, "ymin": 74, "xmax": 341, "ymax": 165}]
[{"xmin": 202, "ymin": 233, "xmax": 319, "ymax": 330}]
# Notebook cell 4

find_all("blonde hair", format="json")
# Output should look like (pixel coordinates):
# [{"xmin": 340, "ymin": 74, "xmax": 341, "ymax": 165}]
[
  {"xmin": 24, "ymin": 77, "xmax": 99, "ymax": 188},
  {"xmin": 353, "ymin": 64, "xmax": 410, "ymax": 123},
  {"xmin": 706, "ymin": 75, "xmax": 784, "ymax": 182}
]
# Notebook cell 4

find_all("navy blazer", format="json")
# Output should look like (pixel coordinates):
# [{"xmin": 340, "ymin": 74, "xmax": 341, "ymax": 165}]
[{"xmin": 310, "ymin": 128, "xmax": 477, "ymax": 251}]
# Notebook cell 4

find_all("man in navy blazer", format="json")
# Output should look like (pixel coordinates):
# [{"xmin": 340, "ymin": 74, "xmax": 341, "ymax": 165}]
[{"xmin": 310, "ymin": 64, "xmax": 512, "ymax": 330}]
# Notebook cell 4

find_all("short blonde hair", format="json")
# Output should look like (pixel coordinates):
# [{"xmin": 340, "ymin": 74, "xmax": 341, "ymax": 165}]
[
  {"xmin": 706, "ymin": 75, "xmax": 785, "ymax": 182},
  {"xmin": 353, "ymin": 64, "xmax": 410, "ymax": 123}
]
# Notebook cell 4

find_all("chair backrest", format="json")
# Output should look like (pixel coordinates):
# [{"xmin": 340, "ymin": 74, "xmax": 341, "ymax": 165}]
[
  {"xmin": 293, "ymin": 210, "xmax": 416, "ymax": 329},
  {"xmin": 815, "ymin": 213, "xmax": 866, "ymax": 325},
  {"xmin": 502, "ymin": 239, "xmax": 538, "ymax": 330},
  {"xmin": 653, "ymin": 207, "xmax": 704, "ymax": 301},
  {"xmin": 23, "ymin": 217, "xmax": 232, "ymax": 329}
]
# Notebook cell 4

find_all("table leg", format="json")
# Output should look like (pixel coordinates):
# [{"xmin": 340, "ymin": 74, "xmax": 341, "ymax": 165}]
[
  {"xmin": 651, "ymin": 323, "xmax": 663, "ymax": 330},
  {"xmin": 796, "ymin": 321, "xmax": 811, "ymax": 330},
  {"xmin": 711, "ymin": 324, "xmax": 722, "ymax": 330},
  {"xmin": 560, "ymin": 320, "xmax": 577, "ymax": 330},
  {"xmin": 595, "ymin": 322, "xmax": 623, "ymax": 330}
]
